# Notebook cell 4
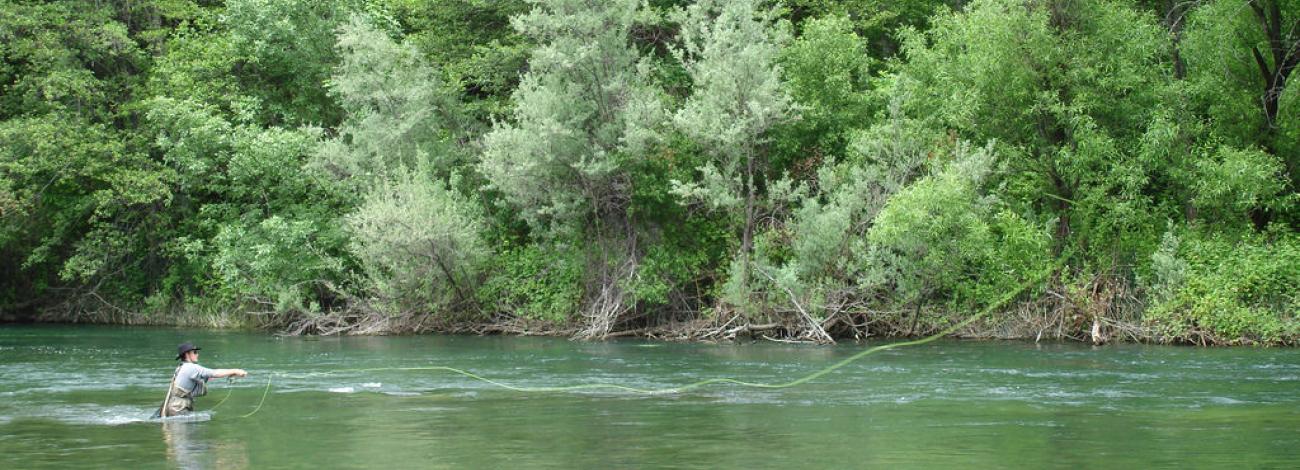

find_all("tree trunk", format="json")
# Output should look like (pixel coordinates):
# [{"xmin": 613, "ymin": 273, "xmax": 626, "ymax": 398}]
[
  {"xmin": 1164, "ymin": 0, "xmax": 1189, "ymax": 80},
  {"xmin": 740, "ymin": 149, "xmax": 756, "ymax": 312},
  {"xmin": 1248, "ymin": 0, "xmax": 1299, "ymax": 144},
  {"xmin": 430, "ymin": 241, "xmax": 470, "ymax": 307},
  {"xmin": 1246, "ymin": 0, "xmax": 1299, "ymax": 221},
  {"xmin": 908, "ymin": 298, "xmax": 923, "ymax": 336}
]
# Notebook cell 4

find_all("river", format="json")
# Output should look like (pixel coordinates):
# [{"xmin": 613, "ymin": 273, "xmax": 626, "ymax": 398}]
[{"xmin": 1, "ymin": 325, "xmax": 1297, "ymax": 468}]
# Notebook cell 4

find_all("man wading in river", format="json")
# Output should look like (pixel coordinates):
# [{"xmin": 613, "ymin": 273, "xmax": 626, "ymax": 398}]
[{"xmin": 157, "ymin": 342, "xmax": 248, "ymax": 417}]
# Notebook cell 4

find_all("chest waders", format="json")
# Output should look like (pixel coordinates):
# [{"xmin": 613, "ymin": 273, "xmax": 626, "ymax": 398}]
[{"xmin": 156, "ymin": 364, "xmax": 206, "ymax": 418}]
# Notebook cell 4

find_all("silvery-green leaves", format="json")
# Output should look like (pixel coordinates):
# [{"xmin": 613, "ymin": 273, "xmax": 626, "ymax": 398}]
[{"xmin": 480, "ymin": 0, "xmax": 663, "ymax": 236}]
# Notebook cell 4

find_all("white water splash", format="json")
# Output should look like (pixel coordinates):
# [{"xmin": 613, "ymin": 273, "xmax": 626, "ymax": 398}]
[
  {"xmin": 20, "ymin": 404, "xmax": 211, "ymax": 426},
  {"xmin": 1208, "ymin": 396, "xmax": 1247, "ymax": 405}
]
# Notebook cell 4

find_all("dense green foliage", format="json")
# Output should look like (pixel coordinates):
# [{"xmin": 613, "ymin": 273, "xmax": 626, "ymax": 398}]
[{"xmin": 1, "ymin": 0, "xmax": 1296, "ymax": 343}]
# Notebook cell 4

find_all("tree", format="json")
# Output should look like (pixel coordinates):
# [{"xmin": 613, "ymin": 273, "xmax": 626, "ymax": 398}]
[
  {"xmin": 775, "ymin": 14, "xmax": 874, "ymax": 169},
  {"xmin": 317, "ymin": 14, "xmax": 486, "ymax": 316},
  {"xmin": 223, "ymin": 0, "xmax": 360, "ymax": 126},
  {"xmin": 671, "ymin": 0, "xmax": 794, "ymax": 310},
  {"xmin": 783, "ymin": 0, "xmax": 956, "ymax": 56},
  {"xmin": 866, "ymin": 145, "xmax": 996, "ymax": 325},
  {"xmin": 0, "ymin": 1, "xmax": 178, "ymax": 316},
  {"xmin": 479, "ymin": 0, "xmax": 663, "ymax": 237},
  {"xmin": 346, "ymin": 170, "xmax": 486, "ymax": 314},
  {"xmin": 315, "ymin": 15, "xmax": 468, "ymax": 188},
  {"xmin": 1182, "ymin": 0, "xmax": 1299, "ymax": 198},
  {"xmin": 896, "ymin": 0, "xmax": 1169, "ymax": 271},
  {"xmin": 380, "ymin": 0, "xmax": 533, "ymax": 120},
  {"xmin": 772, "ymin": 95, "xmax": 937, "ymax": 300},
  {"xmin": 0, "ymin": 115, "xmax": 167, "ymax": 314},
  {"xmin": 145, "ymin": 97, "xmax": 350, "ymax": 313}
]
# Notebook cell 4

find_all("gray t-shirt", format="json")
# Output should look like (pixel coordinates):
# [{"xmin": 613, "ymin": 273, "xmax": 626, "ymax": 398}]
[{"xmin": 176, "ymin": 362, "xmax": 215, "ymax": 397}]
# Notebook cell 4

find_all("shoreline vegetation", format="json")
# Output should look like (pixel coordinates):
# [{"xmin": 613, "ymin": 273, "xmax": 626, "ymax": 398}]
[{"xmin": 2, "ymin": 1, "xmax": 1297, "ymax": 346}]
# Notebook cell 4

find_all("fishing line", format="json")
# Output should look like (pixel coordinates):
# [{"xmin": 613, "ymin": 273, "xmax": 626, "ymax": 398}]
[
  {"xmin": 230, "ymin": 261, "xmax": 1059, "ymax": 418},
  {"xmin": 207, "ymin": 384, "xmax": 235, "ymax": 411},
  {"xmin": 238, "ymin": 374, "xmax": 274, "ymax": 418}
]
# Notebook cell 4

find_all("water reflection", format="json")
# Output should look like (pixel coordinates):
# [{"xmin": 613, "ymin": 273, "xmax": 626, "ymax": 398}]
[{"xmin": 161, "ymin": 420, "xmax": 247, "ymax": 470}]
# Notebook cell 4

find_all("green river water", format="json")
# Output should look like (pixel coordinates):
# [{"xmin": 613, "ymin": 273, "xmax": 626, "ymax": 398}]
[{"xmin": 1, "ymin": 325, "xmax": 1297, "ymax": 469}]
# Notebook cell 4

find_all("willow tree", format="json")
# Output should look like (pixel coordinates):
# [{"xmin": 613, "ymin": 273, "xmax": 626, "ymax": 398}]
[
  {"xmin": 1182, "ymin": 0, "xmax": 1298, "ymax": 223},
  {"xmin": 0, "ymin": 1, "xmax": 172, "ymax": 316},
  {"xmin": 1181, "ymin": 0, "xmax": 1299, "ymax": 152},
  {"xmin": 896, "ymin": 0, "xmax": 1169, "ymax": 271},
  {"xmin": 479, "ymin": 0, "xmax": 663, "ymax": 336},
  {"xmin": 316, "ymin": 15, "xmax": 467, "ymax": 189},
  {"xmin": 775, "ymin": 14, "xmax": 874, "ymax": 167},
  {"xmin": 314, "ymin": 15, "xmax": 484, "ymax": 319},
  {"xmin": 867, "ymin": 147, "xmax": 994, "ymax": 315},
  {"xmin": 772, "ymin": 96, "xmax": 941, "ymax": 317},
  {"xmin": 671, "ymin": 0, "xmax": 794, "ymax": 310},
  {"xmin": 480, "ymin": 0, "xmax": 661, "ymax": 236},
  {"xmin": 223, "ymin": 0, "xmax": 359, "ymax": 126},
  {"xmin": 346, "ymin": 171, "xmax": 486, "ymax": 317}
]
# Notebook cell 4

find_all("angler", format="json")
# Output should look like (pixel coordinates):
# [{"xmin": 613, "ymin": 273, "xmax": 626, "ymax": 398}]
[{"xmin": 156, "ymin": 342, "xmax": 248, "ymax": 417}]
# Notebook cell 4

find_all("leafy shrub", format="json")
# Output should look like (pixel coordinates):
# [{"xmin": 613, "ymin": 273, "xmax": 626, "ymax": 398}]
[
  {"xmin": 477, "ymin": 243, "xmax": 584, "ymax": 323},
  {"xmin": 866, "ymin": 144, "xmax": 993, "ymax": 305},
  {"xmin": 211, "ymin": 215, "xmax": 349, "ymax": 313},
  {"xmin": 347, "ymin": 171, "xmax": 486, "ymax": 315},
  {"xmin": 1146, "ymin": 228, "xmax": 1300, "ymax": 344},
  {"xmin": 1192, "ymin": 146, "xmax": 1286, "ymax": 222},
  {"xmin": 774, "ymin": 14, "xmax": 873, "ymax": 164},
  {"xmin": 865, "ymin": 143, "xmax": 1050, "ymax": 311}
]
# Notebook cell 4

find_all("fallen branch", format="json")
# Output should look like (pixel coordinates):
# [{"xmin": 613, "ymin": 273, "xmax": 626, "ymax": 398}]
[{"xmin": 757, "ymin": 268, "xmax": 834, "ymax": 344}]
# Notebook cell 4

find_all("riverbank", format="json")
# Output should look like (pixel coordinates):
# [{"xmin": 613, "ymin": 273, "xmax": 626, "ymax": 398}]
[{"xmin": 8, "ymin": 293, "xmax": 1292, "ymax": 347}]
